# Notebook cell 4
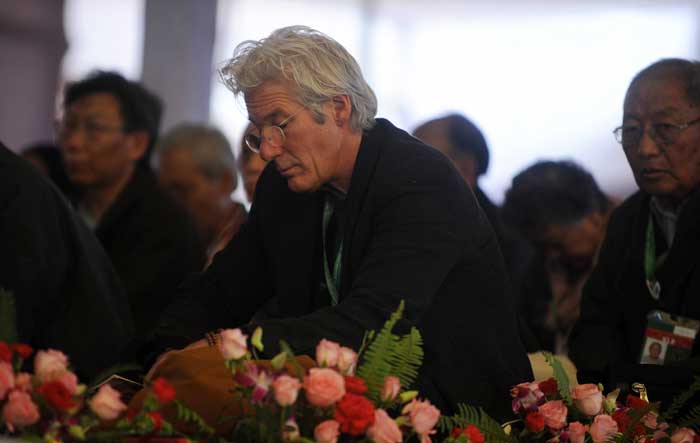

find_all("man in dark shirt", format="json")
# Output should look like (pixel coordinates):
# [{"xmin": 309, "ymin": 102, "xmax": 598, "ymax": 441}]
[{"xmin": 57, "ymin": 71, "xmax": 203, "ymax": 338}]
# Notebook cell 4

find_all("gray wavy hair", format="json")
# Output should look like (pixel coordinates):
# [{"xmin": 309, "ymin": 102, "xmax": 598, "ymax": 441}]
[{"xmin": 219, "ymin": 25, "xmax": 377, "ymax": 131}]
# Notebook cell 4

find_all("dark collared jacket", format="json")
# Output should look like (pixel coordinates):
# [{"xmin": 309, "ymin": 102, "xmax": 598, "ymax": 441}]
[{"xmin": 155, "ymin": 119, "xmax": 532, "ymax": 418}]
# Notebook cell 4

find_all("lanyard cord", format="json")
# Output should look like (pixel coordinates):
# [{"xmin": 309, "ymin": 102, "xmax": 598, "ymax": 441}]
[
  {"xmin": 645, "ymin": 213, "xmax": 668, "ymax": 300},
  {"xmin": 322, "ymin": 195, "xmax": 343, "ymax": 306}
]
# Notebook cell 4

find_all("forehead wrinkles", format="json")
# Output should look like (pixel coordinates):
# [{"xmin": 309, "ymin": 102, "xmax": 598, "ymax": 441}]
[{"xmin": 245, "ymin": 86, "xmax": 298, "ymax": 124}]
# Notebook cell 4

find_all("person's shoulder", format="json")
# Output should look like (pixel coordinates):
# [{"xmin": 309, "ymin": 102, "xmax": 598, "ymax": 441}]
[
  {"xmin": 607, "ymin": 190, "xmax": 647, "ymax": 229},
  {"xmin": 0, "ymin": 143, "xmax": 66, "ymax": 210}
]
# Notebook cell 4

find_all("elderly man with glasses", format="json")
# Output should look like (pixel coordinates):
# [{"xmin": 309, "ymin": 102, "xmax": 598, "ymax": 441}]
[
  {"xmin": 148, "ymin": 26, "xmax": 532, "ymax": 419},
  {"xmin": 570, "ymin": 58, "xmax": 700, "ymax": 405}
]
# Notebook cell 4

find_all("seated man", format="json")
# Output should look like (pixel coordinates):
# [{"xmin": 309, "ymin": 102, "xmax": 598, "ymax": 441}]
[
  {"xmin": 150, "ymin": 26, "xmax": 532, "ymax": 419},
  {"xmin": 569, "ymin": 58, "xmax": 700, "ymax": 404},
  {"xmin": 57, "ymin": 71, "xmax": 204, "ymax": 338},
  {"xmin": 0, "ymin": 142, "xmax": 133, "ymax": 379},
  {"xmin": 502, "ymin": 160, "xmax": 613, "ymax": 354},
  {"xmin": 154, "ymin": 123, "xmax": 247, "ymax": 266}
]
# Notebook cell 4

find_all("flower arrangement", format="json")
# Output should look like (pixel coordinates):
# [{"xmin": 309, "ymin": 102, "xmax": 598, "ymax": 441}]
[
  {"xmin": 478, "ymin": 353, "xmax": 700, "ymax": 443},
  {"xmin": 0, "ymin": 340, "xmax": 201, "ymax": 442},
  {"xmin": 216, "ymin": 301, "xmax": 449, "ymax": 443}
]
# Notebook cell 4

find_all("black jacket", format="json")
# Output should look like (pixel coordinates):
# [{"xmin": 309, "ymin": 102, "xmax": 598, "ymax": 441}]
[
  {"xmin": 0, "ymin": 144, "xmax": 133, "ymax": 379},
  {"xmin": 155, "ymin": 119, "xmax": 532, "ymax": 418},
  {"xmin": 88, "ymin": 168, "xmax": 204, "ymax": 338},
  {"xmin": 570, "ymin": 190, "xmax": 700, "ymax": 403}
]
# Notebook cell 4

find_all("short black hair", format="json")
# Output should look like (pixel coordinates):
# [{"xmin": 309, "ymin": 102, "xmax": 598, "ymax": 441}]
[
  {"xmin": 630, "ymin": 58, "xmax": 700, "ymax": 107},
  {"xmin": 502, "ymin": 160, "xmax": 608, "ymax": 239},
  {"xmin": 63, "ymin": 71, "xmax": 163, "ymax": 169},
  {"xmin": 413, "ymin": 113, "xmax": 490, "ymax": 176}
]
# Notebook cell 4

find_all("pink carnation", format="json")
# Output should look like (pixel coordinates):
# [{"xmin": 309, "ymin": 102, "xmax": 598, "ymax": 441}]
[
  {"xmin": 34, "ymin": 349, "xmax": 68, "ymax": 383},
  {"xmin": 304, "ymin": 368, "xmax": 345, "ymax": 407},
  {"xmin": 0, "ymin": 361, "xmax": 14, "ymax": 400},
  {"xmin": 539, "ymin": 400, "xmax": 568, "ymax": 430},
  {"xmin": 2, "ymin": 390, "xmax": 40, "ymax": 432},
  {"xmin": 589, "ymin": 414, "xmax": 618, "ymax": 443},
  {"xmin": 314, "ymin": 419, "xmax": 340, "ymax": 443},
  {"xmin": 367, "ymin": 409, "xmax": 403, "ymax": 443},
  {"xmin": 316, "ymin": 339, "xmax": 341, "ymax": 367},
  {"xmin": 272, "ymin": 375, "xmax": 301, "ymax": 406},
  {"xmin": 89, "ymin": 384, "xmax": 127, "ymax": 421},
  {"xmin": 218, "ymin": 329, "xmax": 248, "ymax": 360},
  {"xmin": 572, "ymin": 384, "xmax": 603, "ymax": 416}
]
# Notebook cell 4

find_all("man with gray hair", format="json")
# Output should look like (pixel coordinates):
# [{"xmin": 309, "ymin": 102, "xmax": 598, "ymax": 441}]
[
  {"xmin": 154, "ymin": 123, "xmax": 247, "ymax": 265},
  {"xmin": 151, "ymin": 25, "xmax": 531, "ymax": 418}
]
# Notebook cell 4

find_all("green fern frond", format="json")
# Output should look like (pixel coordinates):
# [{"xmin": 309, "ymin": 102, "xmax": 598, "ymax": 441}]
[
  {"xmin": 390, "ymin": 327, "xmax": 423, "ymax": 389},
  {"xmin": 0, "ymin": 288, "xmax": 18, "ymax": 343},
  {"xmin": 542, "ymin": 352, "xmax": 572, "ymax": 404},
  {"xmin": 661, "ymin": 376, "xmax": 700, "ymax": 422},
  {"xmin": 438, "ymin": 404, "xmax": 515, "ymax": 443},
  {"xmin": 174, "ymin": 399, "xmax": 216, "ymax": 436},
  {"xmin": 356, "ymin": 301, "xmax": 405, "ymax": 402},
  {"xmin": 678, "ymin": 404, "xmax": 700, "ymax": 430}
]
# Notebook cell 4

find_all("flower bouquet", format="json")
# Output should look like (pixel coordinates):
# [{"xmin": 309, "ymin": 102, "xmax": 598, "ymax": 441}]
[{"xmin": 0, "ymin": 340, "xmax": 207, "ymax": 443}]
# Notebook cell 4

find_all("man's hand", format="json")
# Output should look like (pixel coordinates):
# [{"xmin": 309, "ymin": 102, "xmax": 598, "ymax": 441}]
[{"xmin": 145, "ymin": 339, "xmax": 209, "ymax": 382}]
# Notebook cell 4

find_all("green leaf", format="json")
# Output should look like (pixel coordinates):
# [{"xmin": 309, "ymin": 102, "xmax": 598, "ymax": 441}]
[
  {"xmin": 542, "ymin": 352, "xmax": 572, "ymax": 404},
  {"xmin": 174, "ymin": 399, "xmax": 216, "ymax": 436},
  {"xmin": 438, "ymin": 404, "xmax": 515, "ymax": 443},
  {"xmin": 661, "ymin": 376, "xmax": 700, "ymax": 422}
]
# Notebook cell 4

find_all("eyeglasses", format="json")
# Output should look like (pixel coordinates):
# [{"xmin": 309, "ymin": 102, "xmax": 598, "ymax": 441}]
[
  {"xmin": 613, "ymin": 117, "xmax": 700, "ymax": 147},
  {"xmin": 244, "ymin": 107, "xmax": 305, "ymax": 153},
  {"xmin": 55, "ymin": 118, "xmax": 124, "ymax": 141}
]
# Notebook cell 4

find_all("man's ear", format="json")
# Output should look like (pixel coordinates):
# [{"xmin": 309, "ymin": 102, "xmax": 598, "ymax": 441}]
[
  {"xmin": 125, "ymin": 131, "xmax": 149, "ymax": 161},
  {"xmin": 330, "ymin": 95, "xmax": 352, "ymax": 127}
]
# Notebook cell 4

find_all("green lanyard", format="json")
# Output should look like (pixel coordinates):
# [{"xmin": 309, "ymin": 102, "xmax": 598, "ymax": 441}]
[
  {"xmin": 644, "ymin": 213, "xmax": 663, "ymax": 300},
  {"xmin": 322, "ymin": 195, "xmax": 343, "ymax": 306}
]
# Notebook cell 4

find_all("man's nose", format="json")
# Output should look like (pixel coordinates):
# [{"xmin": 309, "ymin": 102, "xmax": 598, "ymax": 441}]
[
  {"xmin": 637, "ymin": 126, "xmax": 662, "ymax": 158},
  {"xmin": 259, "ymin": 138, "xmax": 283, "ymax": 162},
  {"xmin": 59, "ymin": 126, "xmax": 87, "ymax": 153}
]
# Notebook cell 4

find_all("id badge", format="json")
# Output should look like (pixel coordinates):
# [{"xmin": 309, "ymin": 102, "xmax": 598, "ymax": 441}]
[{"xmin": 640, "ymin": 310, "xmax": 700, "ymax": 365}]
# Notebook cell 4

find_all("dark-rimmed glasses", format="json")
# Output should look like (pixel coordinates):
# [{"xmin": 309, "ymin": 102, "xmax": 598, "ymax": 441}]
[
  {"xmin": 613, "ymin": 118, "xmax": 700, "ymax": 147},
  {"xmin": 244, "ymin": 107, "xmax": 305, "ymax": 153}
]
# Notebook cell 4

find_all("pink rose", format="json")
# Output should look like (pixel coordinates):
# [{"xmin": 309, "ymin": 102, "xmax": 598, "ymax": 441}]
[
  {"xmin": 56, "ymin": 370, "xmax": 78, "ymax": 395},
  {"xmin": 367, "ymin": 409, "xmax": 403, "ymax": 443},
  {"xmin": 381, "ymin": 376, "xmax": 401, "ymax": 402},
  {"xmin": 218, "ymin": 329, "xmax": 248, "ymax": 360},
  {"xmin": 304, "ymin": 368, "xmax": 345, "ymax": 407},
  {"xmin": 272, "ymin": 375, "xmax": 302, "ymax": 406},
  {"xmin": 0, "ymin": 361, "xmax": 14, "ymax": 400},
  {"xmin": 338, "ymin": 346, "xmax": 358, "ymax": 374},
  {"xmin": 14, "ymin": 373, "xmax": 32, "ymax": 392},
  {"xmin": 568, "ymin": 421, "xmax": 587, "ymax": 443},
  {"xmin": 316, "ymin": 339, "xmax": 341, "ymax": 367},
  {"xmin": 314, "ymin": 419, "xmax": 340, "ymax": 443},
  {"xmin": 644, "ymin": 411, "xmax": 658, "ymax": 429},
  {"xmin": 89, "ymin": 384, "xmax": 127, "ymax": 421},
  {"xmin": 402, "ymin": 398, "xmax": 440, "ymax": 436},
  {"xmin": 2, "ymin": 390, "xmax": 40, "ymax": 432},
  {"xmin": 671, "ymin": 427, "xmax": 697, "ymax": 443},
  {"xmin": 34, "ymin": 349, "xmax": 68, "ymax": 383},
  {"xmin": 539, "ymin": 400, "xmax": 568, "ymax": 430},
  {"xmin": 572, "ymin": 384, "xmax": 603, "ymax": 416},
  {"xmin": 589, "ymin": 414, "xmax": 618, "ymax": 443}
]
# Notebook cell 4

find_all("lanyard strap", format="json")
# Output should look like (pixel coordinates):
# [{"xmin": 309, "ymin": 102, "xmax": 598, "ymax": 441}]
[
  {"xmin": 644, "ymin": 213, "xmax": 665, "ymax": 300},
  {"xmin": 322, "ymin": 195, "xmax": 343, "ymax": 306}
]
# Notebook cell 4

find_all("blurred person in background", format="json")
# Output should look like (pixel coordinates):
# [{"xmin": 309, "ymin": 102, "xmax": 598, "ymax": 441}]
[
  {"xmin": 154, "ymin": 123, "xmax": 247, "ymax": 266},
  {"xmin": 1, "ymin": 141, "xmax": 133, "ymax": 379},
  {"xmin": 502, "ymin": 160, "xmax": 613, "ymax": 355},
  {"xmin": 57, "ymin": 71, "xmax": 203, "ymax": 338},
  {"xmin": 238, "ymin": 123, "xmax": 268, "ymax": 203},
  {"xmin": 570, "ymin": 58, "xmax": 700, "ymax": 405},
  {"xmin": 21, "ymin": 142, "xmax": 74, "ymax": 196}
]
